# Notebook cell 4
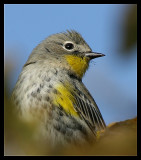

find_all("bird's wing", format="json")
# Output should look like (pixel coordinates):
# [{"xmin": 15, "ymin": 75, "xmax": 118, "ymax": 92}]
[{"xmin": 71, "ymin": 83, "xmax": 106, "ymax": 135}]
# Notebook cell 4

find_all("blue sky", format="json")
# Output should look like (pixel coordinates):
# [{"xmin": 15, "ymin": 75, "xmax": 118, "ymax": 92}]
[{"xmin": 4, "ymin": 4, "xmax": 137, "ymax": 125}]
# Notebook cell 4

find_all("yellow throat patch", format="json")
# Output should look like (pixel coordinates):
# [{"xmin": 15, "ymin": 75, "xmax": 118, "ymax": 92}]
[{"xmin": 65, "ymin": 55, "xmax": 89, "ymax": 78}]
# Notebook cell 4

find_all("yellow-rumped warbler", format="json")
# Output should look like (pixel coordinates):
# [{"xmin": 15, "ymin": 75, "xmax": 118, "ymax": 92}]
[{"xmin": 11, "ymin": 30, "xmax": 106, "ymax": 147}]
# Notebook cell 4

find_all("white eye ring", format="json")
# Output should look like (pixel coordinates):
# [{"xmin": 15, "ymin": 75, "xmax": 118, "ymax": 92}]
[{"xmin": 63, "ymin": 41, "xmax": 75, "ymax": 51}]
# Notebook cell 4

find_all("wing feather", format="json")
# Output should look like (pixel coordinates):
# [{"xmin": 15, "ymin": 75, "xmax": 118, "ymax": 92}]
[
  {"xmin": 74, "ymin": 95, "xmax": 97, "ymax": 135},
  {"xmin": 72, "ymin": 90, "xmax": 106, "ymax": 134}
]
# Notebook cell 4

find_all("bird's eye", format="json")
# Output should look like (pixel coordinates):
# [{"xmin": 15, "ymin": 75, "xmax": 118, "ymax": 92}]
[{"xmin": 64, "ymin": 42, "xmax": 74, "ymax": 50}]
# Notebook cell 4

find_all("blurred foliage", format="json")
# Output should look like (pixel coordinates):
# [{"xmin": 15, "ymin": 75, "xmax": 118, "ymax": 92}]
[
  {"xmin": 121, "ymin": 5, "xmax": 137, "ymax": 53},
  {"xmin": 63, "ymin": 118, "xmax": 137, "ymax": 156}
]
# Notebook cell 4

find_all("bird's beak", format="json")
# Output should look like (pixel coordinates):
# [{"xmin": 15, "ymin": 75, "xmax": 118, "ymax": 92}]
[{"xmin": 85, "ymin": 52, "xmax": 105, "ymax": 59}]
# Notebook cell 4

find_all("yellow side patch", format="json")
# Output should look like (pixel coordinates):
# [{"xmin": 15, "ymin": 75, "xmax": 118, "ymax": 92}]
[
  {"xmin": 65, "ymin": 55, "xmax": 89, "ymax": 78},
  {"xmin": 53, "ymin": 83, "xmax": 78, "ymax": 117}
]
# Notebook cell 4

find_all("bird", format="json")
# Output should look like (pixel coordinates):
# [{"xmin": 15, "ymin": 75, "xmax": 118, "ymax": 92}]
[{"xmin": 11, "ymin": 30, "xmax": 106, "ymax": 148}]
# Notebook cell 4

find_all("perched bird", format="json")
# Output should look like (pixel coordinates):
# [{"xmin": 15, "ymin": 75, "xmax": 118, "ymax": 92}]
[{"xmin": 11, "ymin": 30, "xmax": 106, "ymax": 148}]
